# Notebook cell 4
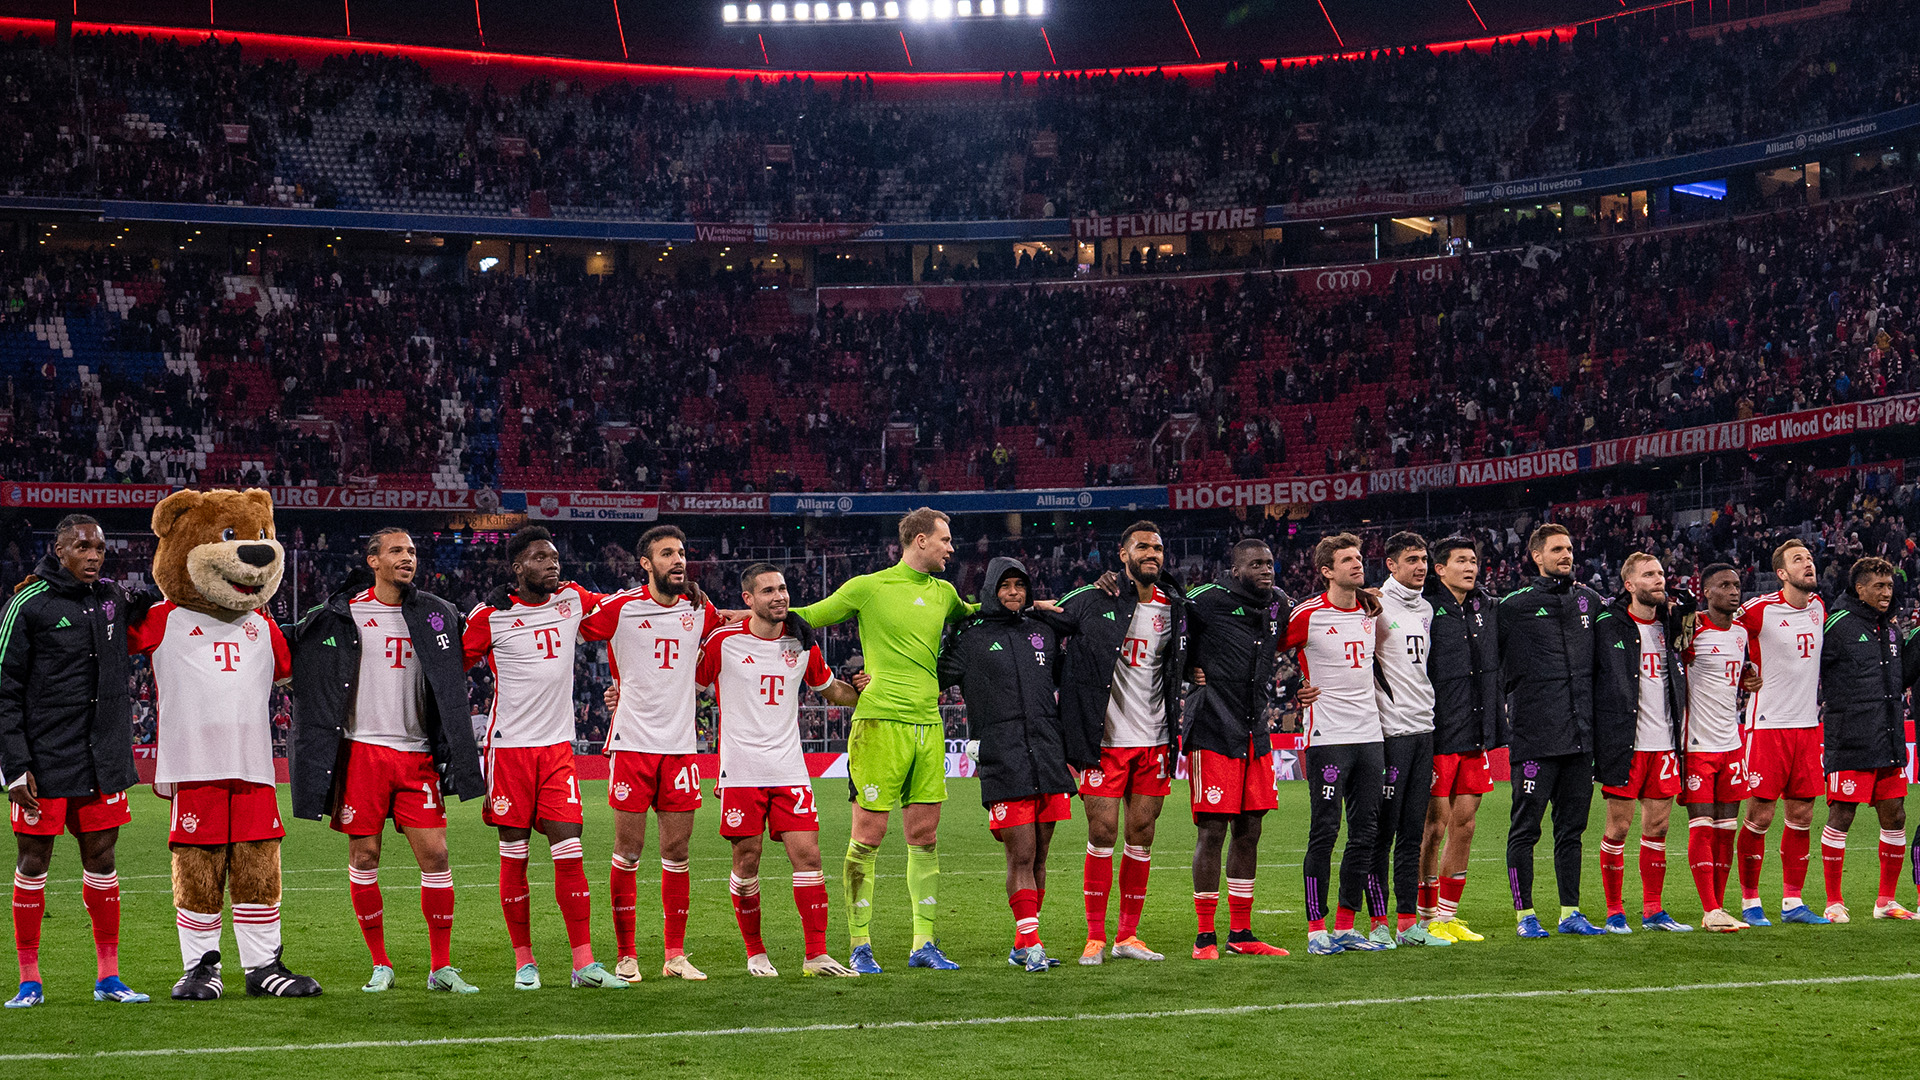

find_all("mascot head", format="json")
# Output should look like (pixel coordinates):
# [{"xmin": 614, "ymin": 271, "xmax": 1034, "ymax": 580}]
[{"xmin": 150, "ymin": 488, "xmax": 284, "ymax": 617}]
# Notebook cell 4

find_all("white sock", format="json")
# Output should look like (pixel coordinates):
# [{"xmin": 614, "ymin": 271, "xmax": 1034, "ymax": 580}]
[
  {"xmin": 232, "ymin": 903, "xmax": 282, "ymax": 971},
  {"xmin": 176, "ymin": 908, "xmax": 223, "ymax": 971}
]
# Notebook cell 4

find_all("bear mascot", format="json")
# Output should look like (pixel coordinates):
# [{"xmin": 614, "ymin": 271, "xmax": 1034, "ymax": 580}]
[{"xmin": 128, "ymin": 489, "xmax": 321, "ymax": 1000}]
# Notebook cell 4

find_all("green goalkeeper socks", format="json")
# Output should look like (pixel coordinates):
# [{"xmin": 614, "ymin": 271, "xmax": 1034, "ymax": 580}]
[
  {"xmin": 844, "ymin": 840, "xmax": 879, "ymax": 947},
  {"xmin": 907, "ymin": 843, "xmax": 939, "ymax": 949}
]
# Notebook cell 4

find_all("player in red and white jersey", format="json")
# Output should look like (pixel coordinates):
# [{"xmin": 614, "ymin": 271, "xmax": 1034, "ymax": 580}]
[
  {"xmin": 578, "ymin": 524, "xmax": 721, "ymax": 983},
  {"xmin": 1679, "ymin": 564, "xmax": 1761, "ymax": 931},
  {"xmin": 1732, "ymin": 538, "xmax": 1830, "ymax": 926},
  {"xmin": 1285, "ymin": 533, "xmax": 1387, "ymax": 955},
  {"xmin": 462, "ymin": 525, "xmax": 624, "ymax": 990},
  {"xmin": 696, "ymin": 563, "xmax": 862, "ymax": 978}
]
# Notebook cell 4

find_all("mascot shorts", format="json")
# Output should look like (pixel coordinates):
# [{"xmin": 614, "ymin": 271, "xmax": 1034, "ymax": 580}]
[
  {"xmin": 483, "ymin": 742, "xmax": 583, "ymax": 829},
  {"xmin": 167, "ymin": 779, "xmax": 285, "ymax": 844}
]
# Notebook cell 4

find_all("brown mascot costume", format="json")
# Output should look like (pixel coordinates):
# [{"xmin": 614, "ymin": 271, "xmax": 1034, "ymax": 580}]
[{"xmin": 129, "ymin": 489, "xmax": 321, "ymax": 1000}]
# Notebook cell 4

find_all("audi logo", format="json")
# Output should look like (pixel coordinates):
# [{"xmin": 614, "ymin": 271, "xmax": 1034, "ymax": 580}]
[{"xmin": 1316, "ymin": 269, "xmax": 1373, "ymax": 290}]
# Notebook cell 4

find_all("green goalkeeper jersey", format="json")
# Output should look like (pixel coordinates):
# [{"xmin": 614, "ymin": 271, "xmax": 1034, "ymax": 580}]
[{"xmin": 791, "ymin": 561, "xmax": 977, "ymax": 726}]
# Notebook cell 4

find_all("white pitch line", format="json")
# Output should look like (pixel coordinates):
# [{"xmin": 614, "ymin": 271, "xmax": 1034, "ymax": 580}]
[{"xmin": 2, "ymin": 972, "xmax": 1913, "ymax": 1062}]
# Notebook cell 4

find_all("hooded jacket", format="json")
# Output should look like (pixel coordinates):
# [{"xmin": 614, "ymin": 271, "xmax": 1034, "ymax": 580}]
[
  {"xmin": 1180, "ymin": 577, "xmax": 1288, "ymax": 758},
  {"xmin": 1423, "ymin": 580, "xmax": 1505, "ymax": 755},
  {"xmin": 1818, "ymin": 590, "xmax": 1918, "ymax": 773},
  {"xmin": 1592, "ymin": 597, "xmax": 1688, "ymax": 788},
  {"xmin": 286, "ymin": 568, "xmax": 485, "ymax": 822},
  {"xmin": 0, "ymin": 555, "xmax": 140, "ymax": 800},
  {"xmin": 936, "ymin": 558, "xmax": 1073, "ymax": 806},
  {"xmin": 1497, "ymin": 573, "xmax": 1605, "ymax": 761},
  {"xmin": 1054, "ymin": 570, "xmax": 1187, "ymax": 770}
]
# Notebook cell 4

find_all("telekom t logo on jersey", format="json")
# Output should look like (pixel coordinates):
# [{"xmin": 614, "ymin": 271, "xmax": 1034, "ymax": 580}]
[
  {"xmin": 1121, "ymin": 637, "xmax": 1149, "ymax": 667},
  {"xmin": 212, "ymin": 641, "xmax": 241, "ymax": 671},
  {"xmin": 386, "ymin": 636, "xmax": 413, "ymax": 669},
  {"xmin": 759, "ymin": 673, "xmax": 787, "ymax": 705},
  {"xmin": 1344, "ymin": 641, "xmax": 1365, "ymax": 668},
  {"xmin": 1642, "ymin": 652, "xmax": 1663, "ymax": 679},
  {"xmin": 532, "ymin": 626, "xmax": 563, "ymax": 659},
  {"xmin": 1796, "ymin": 632, "xmax": 1815, "ymax": 658},
  {"xmin": 654, "ymin": 638, "xmax": 680, "ymax": 669}
]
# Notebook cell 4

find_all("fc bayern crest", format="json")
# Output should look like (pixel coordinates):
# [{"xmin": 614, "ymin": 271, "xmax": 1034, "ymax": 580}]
[
  {"xmin": 1029, "ymin": 633, "xmax": 1046, "ymax": 651},
  {"xmin": 558, "ymin": 600, "xmax": 572, "ymax": 618},
  {"xmin": 428, "ymin": 611, "xmax": 445, "ymax": 632},
  {"xmin": 1577, "ymin": 595, "xmax": 1590, "ymax": 613},
  {"xmin": 1322, "ymin": 764, "xmax": 1340, "ymax": 783},
  {"xmin": 784, "ymin": 649, "xmax": 799, "ymax": 668},
  {"xmin": 244, "ymin": 620, "xmax": 260, "ymax": 641},
  {"xmin": 681, "ymin": 611, "xmax": 697, "ymax": 631},
  {"xmin": 102, "ymin": 600, "xmax": 115, "ymax": 622},
  {"xmin": 1151, "ymin": 614, "xmax": 1169, "ymax": 633}
]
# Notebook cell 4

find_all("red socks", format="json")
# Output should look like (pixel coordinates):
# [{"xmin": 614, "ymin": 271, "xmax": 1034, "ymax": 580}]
[
  {"xmin": 1877, "ymin": 830, "xmax": 1907, "ymax": 906},
  {"xmin": 12, "ymin": 870, "xmax": 44, "ymax": 983},
  {"xmin": 1599, "ymin": 839, "xmax": 1627, "ymax": 917},
  {"xmin": 1416, "ymin": 878, "xmax": 1439, "ymax": 920},
  {"xmin": 348, "ymin": 865, "xmax": 391, "ymax": 967},
  {"xmin": 610, "ymin": 854, "xmax": 639, "ymax": 957},
  {"xmin": 1436, "ymin": 874, "xmax": 1466, "ymax": 921},
  {"xmin": 1226, "ymin": 877, "xmax": 1254, "ymax": 934},
  {"xmin": 1737, "ymin": 821, "xmax": 1766, "ymax": 904},
  {"xmin": 1333, "ymin": 906, "xmax": 1356, "ymax": 933},
  {"xmin": 1116, "ymin": 845, "xmax": 1151, "ymax": 940},
  {"xmin": 1194, "ymin": 891, "xmax": 1219, "ymax": 935},
  {"xmin": 421, "ymin": 870, "xmax": 455, "ymax": 972},
  {"xmin": 499, "ymin": 840, "xmax": 533, "ymax": 967},
  {"xmin": 662, "ymin": 858, "xmax": 692, "ymax": 957},
  {"xmin": 1711, "ymin": 819, "xmax": 1737, "ymax": 905},
  {"xmin": 1821, "ymin": 826, "xmax": 1849, "ymax": 907},
  {"xmin": 1083, "ymin": 843, "xmax": 1113, "ymax": 941},
  {"xmin": 1781, "ymin": 821, "xmax": 1812, "ymax": 903},
  {"xmin": 794, "ymin": 870, "xmax": 830, "ymax": 957},
  {"xmin": 729, "ymin": 873, "xmax": 764, "ymax": 955},
  {"xmin": 1010, "ymin": 888, "xmax": 1040, "ymax": 949},
  {"xmin": 80, "ymin": 870, "xmax": 120, "ymax": 979},
  {"xmin": 550, "ymin": 839, "xmax": 595, "ymax": 970},
  {"xmin": 1688, "ymin": 819, "xmax": 1719, "ymax": 911},
  {"xmin": 1639, "ymin": 839, "xmax": 1667, "ymax": 918}
]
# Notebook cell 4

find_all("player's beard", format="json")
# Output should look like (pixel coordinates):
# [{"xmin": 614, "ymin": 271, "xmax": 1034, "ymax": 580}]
[
  {"xmin": 518, "ymin": 574, "xmax": 555, "ymax": 602},
  {"xmin": 1122, "ymin": 554, "xmax": 1160, "ymax": 589},
  {"xmin": 651, "ymin": 572, "xmax": 688, "ymax": 599}
]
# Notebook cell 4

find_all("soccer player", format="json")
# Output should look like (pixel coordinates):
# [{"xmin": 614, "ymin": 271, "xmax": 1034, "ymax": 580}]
[
  {"xmin": 1370, "ymin": 531, "xmax": 1448, "ymax": 948},
  {"xmin": 789, "ymin": 508, "xmax": 976, "ymax": 973},
  {"xmin": 699, "ymin": 564, "xmax": 861, "ymax": 977},
  {"xmin": 1289, "ymin": 533, "xmax": 1387, "ymax": 955},
  {"xmin": 1815, "ymin": 557, "xmax": 1920, "ymax": 923},
  {"xmin": 1592, "ymin": 554, "xmax": 1691, "ymax": 933},
  {"xmin": 937, "ymin": 558, "xmax": 1074, "ymax": 972},
  {"xmin": 1498, "ymin": 524, "xmax": 1606, "ymax": 938},
  {"xmin": 1420, "ymin": 535, "xmax": 1503, "ymax": 944},
  {"xmin": 1183, "ymin": 539, "xmax": 1295, "ymax": 959},
  {"xmin": 288, "ymin": 528, "xmax": 485, "ymax": 993},
  {"xmin": 1734, "ymin": 538, "xmax": 1829, "ymax": 926},
  {"xmin": 0, "ymin": 516, "xmax": 147, "ymax": 1006},
  {"xmin": 579, "ymin": 524, "xmax": 720, "ymax": 982},
  {"xmin": 1679, "ymin": 563, "xmax": 1762, "ymax": 931},
  {"xmin": 1053, "ymin": 521, "xmax": 1184, "ymax": 965},
  {"xmin": 463, "ymin": 525, "xmax": 625, "ymax": 989}
]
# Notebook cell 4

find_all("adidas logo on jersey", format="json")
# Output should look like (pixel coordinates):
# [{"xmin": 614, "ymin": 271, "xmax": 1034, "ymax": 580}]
[
  {"xmin": 1232, "ymin": 607, "xmax": 1245, "ymax": 615},
  {"xmin": 989, "ymin": 642, "xmax": 1004, "ymax": 651},
  {"xmin": 1860, "ymin": 633, "xmax": 1871, "ymax": 642},
  {"xmin": 1325, "ymin": 625, "xmax": 1339, "ymax": 634},
  {"xmin": 1614, "ymin": 641, "xmax": 1626, "ymax": 649},
  {"xmin": 1102, "ymin": 611, "xmax": 1116, "ymax": 620},
  {"xmin": 53, "ymin": 616, "xmax": 70, "ymax": 628},
  {"xmin": 364, "ymin": 618, "xmax": 379, "ymax": 627},
  {"xmin": 511, "ymin": 618, "xmax": 525, "ymax": 628},
  {"xmin": 741, "ymin": 655, "xmax": 755, "ymax": 664},
  {"xmin": 913, "ymin": 597, "xmax": 926, "ymax": 606},
  {"xmin": 189, "ymin": 627, "xmax": 204, "ymax": 636},
  {"xmin": 322, "ymin": 636, "xmax": 336, "ymax": 647},
  {"xmin": 638, "ymin": 620, "xmax": 652, "ymax": 628},
  {"xmin": 1535, "ymin": 608, "xmax": 1550, "ymax": 617},
  {"xmin": 1779, "ymin": 619, "xmax": 1791, "ymax": 627}
]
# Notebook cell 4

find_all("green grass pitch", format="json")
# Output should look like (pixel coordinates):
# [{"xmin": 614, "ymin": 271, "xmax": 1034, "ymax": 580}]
[{"xmin": 5, "ymin": 779, "xmax": 1919, "ymax": 1079}]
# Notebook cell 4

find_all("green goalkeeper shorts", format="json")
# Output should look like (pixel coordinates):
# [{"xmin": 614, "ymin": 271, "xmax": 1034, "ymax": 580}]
[{"xmin": 846, "ymin": 718, "xmax": 948, "ymax": 811}]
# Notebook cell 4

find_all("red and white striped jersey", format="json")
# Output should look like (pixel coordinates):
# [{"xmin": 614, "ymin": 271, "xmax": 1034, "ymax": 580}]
[
  {"xmin": 1285, "ymin": 593, "xmax": 1382, "ymax": 747},
  {"xmin": 347, "ymin": 590, "xmax": 428, "ymax": 752},
  {"xmin": 695, "ymin": 622, "xmax": 832, "ymax": 789},
  {"xmin": 1735, "ymin": 591, "xmax": 1824, "ymax": 730},
  {"xmin": 1105, "ymin": 587, "xmax": 1174, "ymax": 748},
  {"xmin": 463, "ymin": 582, "xmax": 600, "ymax": 749},
  {"xmin": 581, "ymin": 584, "xmax": 721, "ymax": 756},
  {"xmin": 1683, "ymin": 615, "xmax": 1747, "ymax": 753},
  {"xmin": 129, "ymin": 602, "xmax": 290, "ymax": 793}
]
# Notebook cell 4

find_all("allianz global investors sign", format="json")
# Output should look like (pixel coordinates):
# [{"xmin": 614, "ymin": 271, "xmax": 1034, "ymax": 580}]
[{"xmin": 1072, "ymin": 207, "xmax": 1262, "ymax": 239}]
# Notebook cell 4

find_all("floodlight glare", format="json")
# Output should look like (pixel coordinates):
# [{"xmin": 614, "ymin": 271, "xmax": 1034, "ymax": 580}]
[
  {"xmin": 957, "ymin": 0, "xmax": 971, "ymax": 13},
  {"xmin": 1027, "ymin": 0, "xmax": 1041, "ymax": 13},
  {"xmin": 838, "ymin": 1, "xmax": 852, "ymax": 15},
  {"xmin": 907, "ymin": 0, "xmax": 928, "ymax": 18},
  {"xmin": 861, "ymin": 1, "xmax": 876, "ymax": 17},
  {"xmin": 794, "ymin": 2, "xmax": 808, "ymax": 17},
  {"xmin": 981, "ymin": 0, "xmax": 993, "ymax": 13},
  {"xmin": 882, "ymin": 1, "xmax": 897, "ymax": 15},
  {"xmin": 932, "ymin": 0, "xmax": 952, "ymax": 17},
  {"xmin": 770, "ymin": 3, "xmax": 785, "ymax": 18},
  {"xmin": 723, "ymin": 3, "xmax": 739, "ymax": 19},
  {"xmin": 744, "ymin": 2, "xmax": 761, "ymax": 18},
  {"xmin": 816, "ymin": 2, "xmax": 829, "ymax": 16}
]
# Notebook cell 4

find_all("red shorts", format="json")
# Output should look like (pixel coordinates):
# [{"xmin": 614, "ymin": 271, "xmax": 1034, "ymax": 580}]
[
  {"xmin": 167, "ymin": 780, "xmax": 284, "ymax": 845},
  {"xmin": 609, "ymin": 751, "xmax": 703, "ymax": 815},
  {"xmin": 987, "ymin": 792, "xmax": 1072, "ymax": 839},
  {"xmin": 1078, "ymin": 744, "xmax": 1173, "ymax": 800},
  {"xmin": 332, "ymin": 741, "xmax": 447, "ymax": 836},
  {"xmin": 9, "ymin": 789, "xmax": 132, "ymax": 836},
  {"xmin": 1431, "ymin": 751, "xmax": 1495, "ymax": 797},
  {"xmin": 483, "ymin": 743, "xmax": 583, "ymax": 828},
  {"xmin": 719, "ymin": 784, "xmax": 819, "ymax": 839},
  {"xmin": 1743, "ymin": 725, "xmax": 1824, "ymax": 802},
  {"xmin": 1827, "ymin": 766, "xmax": 1908, "ymax": 805},
  {"xmin": 1186, "ymin": 742, "xmax": 1279, "ymax": 819},
  {"xmin": 1602, "ymin": 750, "xmax": 1682, "ymax": 801},
  {"xmin": 1682, "ymin": 749, "xmax": 1751, "ymax": 804}
]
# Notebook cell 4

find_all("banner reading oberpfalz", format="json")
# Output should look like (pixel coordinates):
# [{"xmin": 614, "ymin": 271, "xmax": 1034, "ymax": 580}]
[
  {"xmin": 0, "ymin": 482, "xmax": 498, "ymax": 511},
  {"xmin": 524, "ymin": 490, "xmax": 660, "ymax": 523}
]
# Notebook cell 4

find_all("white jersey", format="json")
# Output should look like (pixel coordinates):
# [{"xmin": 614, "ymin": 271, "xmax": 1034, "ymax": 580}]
[
  {"xmin": 1736, "ymin": 591, "xmax": 1824, "ymax": 730},
  {"xmin": 130, "ymin": 602, "xmax": 290, "ymax": 793},
  {"xmin": 696, "ymin": 622, "xmax": 832, "ymax": 789},
  {"xmin": 347, "ymin": 590, "xmax": 429, "ymax": 752},
  {"xmin": 1374, "ymin": 578, "xmax": 1435, "ymax": 737},
  {"xmin": 1632, "ymin": 614, "xmax": 1674, "ymax": 752},
  {"xmin": 1287, "ymin": 593, "xmax": 1382, "ymax": 747},
  {"xmin": 463, "ymin": 582, "xmax": 599, "ymax": 749},
  {"xmin": 1104, "ymin": 589, "xmax": 1174, "ymax": 748},
  {"xmin": 582, "ymin": 585, "xmax": 720, "ymax": 755},
  {"xmin": 1683, "ymin": 615, "xmax": 1747, "ymax": 753}
]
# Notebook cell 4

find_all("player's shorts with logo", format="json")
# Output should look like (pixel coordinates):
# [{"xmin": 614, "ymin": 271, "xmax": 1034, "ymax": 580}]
[
  {"xmin": 1742, "ymin": 725, "xmax": 1824, "ymax": 801},
  {"xmin": 1601, "ymin": 749, "xmax": 1682, "ymax": 801},
  {"xmin": 1826, "ymin": 765, "xmax": 1907, "ymax": 804},
  {"xmin": 1430, "ymin": 750, "xmax": 1495, "ymax": 797},
  {"xmin": 846, "ymin": 718, "xmax": 947, "ymax": 811},
  {"xmin": 1682, "ymin": 749, "xmax": 1751, "ymax": 803},
  {"xmin": 720, "ymin": 784, "xmax": 820, "ymax": 839},
  {"xmin": 1186, "ymin": 738, "xmax": 1277, "ymax": 818},
  {"xmin": 609, "ymin": 750, "xmax": 703, "ymax": 814},
  {"xmin": 987, "ymin": 792, "xmax": 1072, "ymax": 838},
  {"xmin": 10, "ymin": 788, "xmax": 132, "ymax": 836},
  {"xmin": 332, "ymin": 740, "xmax": 446, "ymax": 835},
  {"xmin": 167, "ymin": 779, "xmax": 284, "ymax": 844},
  {"xmin": 484, "ymin": 742, "xmax": 583, "ymax": 828},
  {"xmin": 1078, "ymin": 744, "xmax": 1173, "ymax": 800}
]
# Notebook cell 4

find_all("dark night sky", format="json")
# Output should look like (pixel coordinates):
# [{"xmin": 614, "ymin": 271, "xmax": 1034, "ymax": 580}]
[{"xmin": 8, "ymin": 0, "xmax": 1673, "ymax": 72}]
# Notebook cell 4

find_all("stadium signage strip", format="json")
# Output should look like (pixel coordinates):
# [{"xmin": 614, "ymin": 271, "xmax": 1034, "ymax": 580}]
[
  {"xmin": 1168, "ymin": 392, "xmax": 1920, "ymax": 510},
  {"xmin": 522, "ymin": 490, "xmax": 662, "ymax": 522},
  {"xmin": 1071, "ymin": 206, "xmax": 1264, "ymax": 240}
]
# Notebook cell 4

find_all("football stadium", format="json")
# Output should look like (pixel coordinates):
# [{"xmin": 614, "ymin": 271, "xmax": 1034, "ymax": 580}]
[{"xmin": 0, "ymin": 0, "xmax": 1916, "ymax": 1073}]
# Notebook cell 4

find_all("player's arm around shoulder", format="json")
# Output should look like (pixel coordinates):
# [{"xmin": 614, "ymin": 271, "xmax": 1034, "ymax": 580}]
[{"xmin": 790, "ymin": 573, "xmax": 867, "ymax": 628}]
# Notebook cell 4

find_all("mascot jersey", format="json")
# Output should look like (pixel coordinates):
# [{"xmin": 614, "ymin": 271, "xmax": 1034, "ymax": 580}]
[{"xmin": 130, "ymin": 601, "xmax": 291, "ymax": 793}]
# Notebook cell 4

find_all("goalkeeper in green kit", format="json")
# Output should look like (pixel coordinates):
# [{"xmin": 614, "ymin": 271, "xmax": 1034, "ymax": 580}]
[{"xmin": 791, "ymin": 508, "xmax": 977, "ymax": 973}]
